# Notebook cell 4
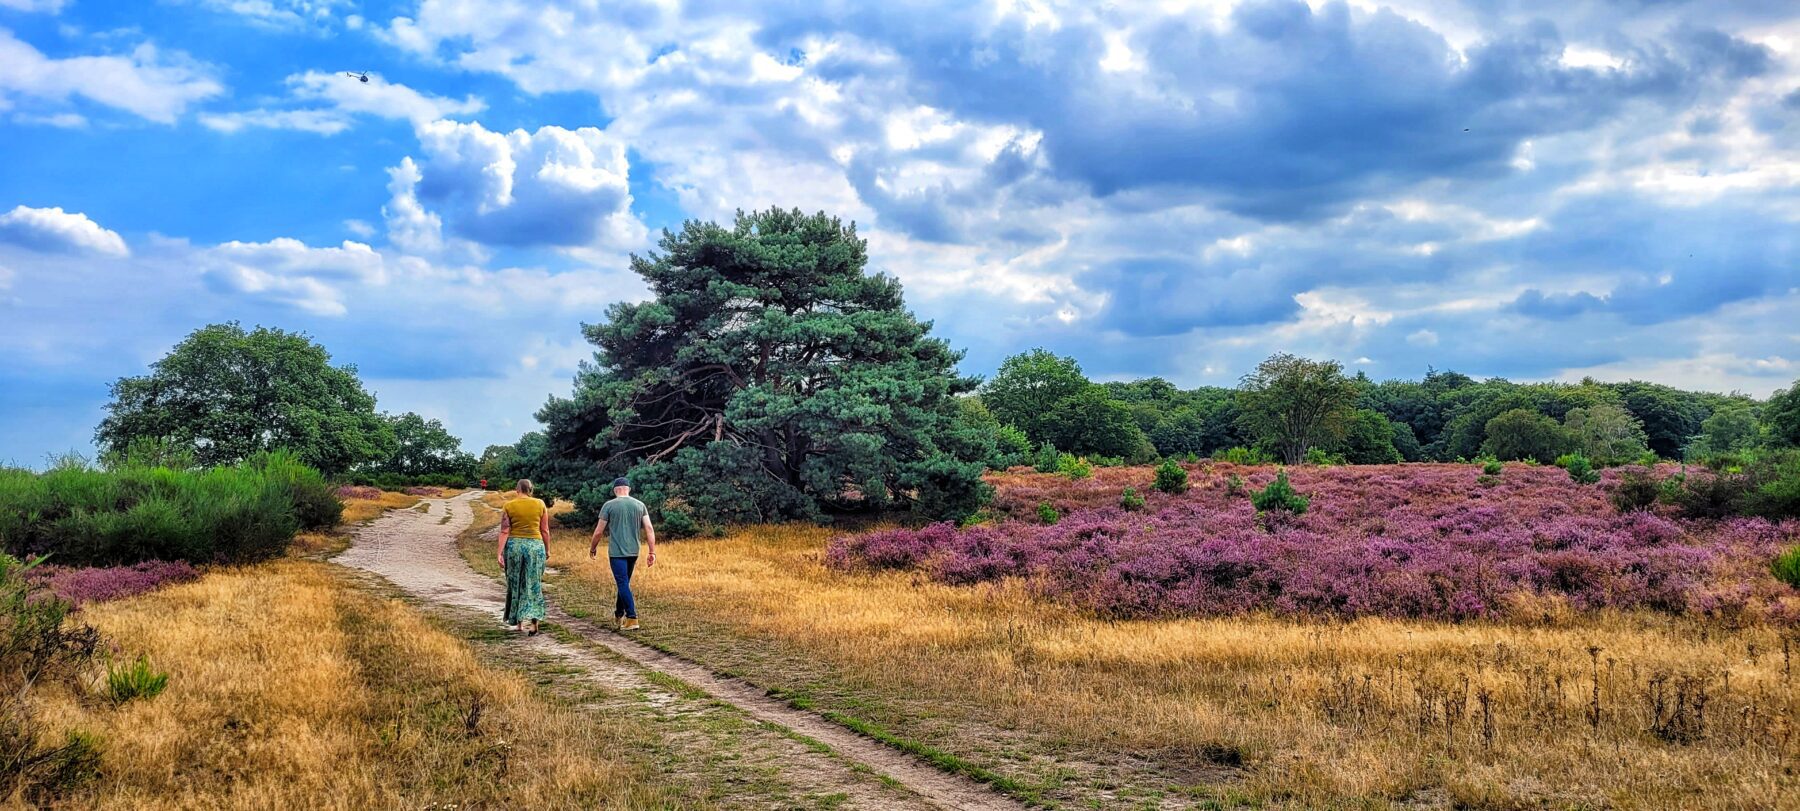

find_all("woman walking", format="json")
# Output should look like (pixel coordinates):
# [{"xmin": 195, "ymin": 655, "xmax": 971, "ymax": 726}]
[{"xmin": 498, "ymin": 478, "xmax": 550, "ymax": 635}]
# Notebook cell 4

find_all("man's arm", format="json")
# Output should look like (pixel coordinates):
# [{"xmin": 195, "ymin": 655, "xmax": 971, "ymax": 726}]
[
  {"xmin": 641, "ymin": 514, "xmax": 657, "ymax": 567},
  {"xmin": 589, "ymin": 515, "xmax": 609, "ymax": 558}
]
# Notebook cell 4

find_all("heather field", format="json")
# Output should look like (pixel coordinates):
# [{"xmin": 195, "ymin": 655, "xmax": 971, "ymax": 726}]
[{"xmin": 831, "ymin": 463, "xmax": 1800, "ymax": 624}]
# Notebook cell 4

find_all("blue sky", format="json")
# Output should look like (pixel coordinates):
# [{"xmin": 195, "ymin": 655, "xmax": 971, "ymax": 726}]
[{"xmin": 1, "ymin": 0, "xmax": 1797, "ymax": 465}]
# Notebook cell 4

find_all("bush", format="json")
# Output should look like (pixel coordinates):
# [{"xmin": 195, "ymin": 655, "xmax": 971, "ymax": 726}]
[
  {"xmin": 1610, "ymin": 467, "xmax": 1661, "ymax": 513},
  {"xmin": 1745, "ymin": 449, "xmax": 1800, "ymax": 521},
  {"xmin": 1564, "ymin": 454, "xmax": 1600, "ymax": 485},
  {"xmin": 249, "ymin": 450, "xmax": 342, "ymax": 530},
  {"xmin": 1481, "ymin": 459, "xmax": 1504, "ymax": 476},
  {"xmin": 0, "ymin": 455, "xmax": 324, "ymax": 566},
  {"xmin": 1303, "ymin": 447, "xmax": 1345, "ymax": 466},
  {"xmin": 1057, "ymin": 454, "xmax": 1093, "ymax": 480},
  {"xmin": 1225, "ymin": 473, "xmax": 1245, "ymax": 497},
  {"xmin": 1215, "ymin": 446, "xmax": 1275, "ymax": 465},
  {"xmin": 658, "ymin": 506, "xmax": 700, "ymax": 539},
  {"xmin": 1660, "ymin": 470, "xmax": 1752, "ymax": 519},
  {"xmin": 0, "ymin": 553, "xmax": 103, "ymax": 801},
  {"xmin": 1033, "ymin": 443, "xmax": 1061, "ymax": 474},
  {"xmin": 105, "ymin": 654, "xmax": 169, "ymax": 705},
  {"xmin": 1251, "ymin": 469, "xmax": 1309, "ymax": 516},
  {"xmin": 1773, "ymin": 546, "xmax": 1800, "ymax": 589},
  {"xmin": 1119, "ymin": 487, "xmax": 1145, "ymax": 511},
  {"xmin": 1036, "ymin": 502, "xmax": 1060, "ymax": 525},
  {"xmin": 1153, "ymin": 459, "xmax": 1190, "ymax": 495}
]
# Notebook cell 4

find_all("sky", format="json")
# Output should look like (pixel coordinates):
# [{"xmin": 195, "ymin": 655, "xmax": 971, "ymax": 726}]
[{"xmin": 1, "ymin": 0, "xmax": 1797, "ymax": 466}]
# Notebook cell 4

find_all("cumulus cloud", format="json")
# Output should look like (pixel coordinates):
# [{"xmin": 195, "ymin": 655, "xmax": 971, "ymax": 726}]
[
  {"xmin": 0, "ymin": 0, "xmax": 66, "ymax": 12},
  {"xmin": 0, "ymin": 28, "xmax": 221, "ymax": 123},
  {"xmin": 0, "ymin": 205, "xmax": 128, "ymax": 257},
  {"xmin": 199, "ymin": 238, "xmax": 385, "ymax": 316},
  {"xmin": 388, "ymin": 119, "xmax": 644, "ymax": 252},
  {"xmin": 189, "ymin": 0, "xmax": 350, "ymax": 29},
  {"xmin": 199, "ymin": 71, "xmax": 484, "ymax": 135}
]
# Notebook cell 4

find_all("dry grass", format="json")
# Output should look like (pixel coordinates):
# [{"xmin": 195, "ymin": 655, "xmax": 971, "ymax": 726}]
[
  {"xmin": 24, "ymin": 560, "xmax": 670, "ymax": 810},
  {"xmin": 340, "ymin": 490, "xmax": 422, "ymax": 525},
  {"xmin": 542, "ymin": 523, "xmax": 1800, "ymax": 809}
]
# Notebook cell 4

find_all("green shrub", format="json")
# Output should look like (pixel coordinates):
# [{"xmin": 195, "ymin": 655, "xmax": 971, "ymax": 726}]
[
  {"xmin": 0, "ymin": 553, "xmax": 103, "ymax": 801},
  {"xmin": 1225, "ymin": 473, "xmax": 1245, "ymax": 497},
  {"xmin": 1564, "ymin": 454, "xmax": 1600, "ymax": 485},
  {"xmin": 1036, "ymin": 502, "xmax": 1060, "ymax": 525},
  {"xmin": 1033, "ymin": 443, "xmax": 1061, "ymax": 474},
  {"xmin": 658, "ymin": 506, "xmax": 699, "ymax": 538},
  {"xmin": 1610, "ymin": 467, "xmax": 1661, "ymax": 513},
  {"xmin": 1303, "ymin": 447, "xmax": 1345, "ymax": 466},
  {"xmin": 1153, "ymin": 459, "xmax": 1189, "ymax": 495},
  {"xmin": 1745, "ymin": 450, "xmax": 1800, "ymax": 521},
  {"xmin": 1251, "ymin": 470, "xmax": 1309, "ymax": 516},
  {"xmin": 105, "ymin": 654, "xmax": 169, "ymax": 705},
  {"xmin": 0, "ymin": 456, "xmax": 320, "ymax": 566},
  {"xmin": 1476, "ymin": 474, "xmax": 1501, "ymax": 488},
  {"xmin": 1774, "ymin": 546, "xmax": 1800, "ymax": 589},
  {"xmin": 1057, "ymin": 454, "xmax": 1093, "ymax": 480},
  {"xmin": 1215, "ymin": 446, "xmax": 1275, "ymax": 465},
  {"xmin": 1553, "ymin": 453, "xmax": 1579, "ymax": 469},
  {"xmin": 1119, "ymin": 487, "xmax": 1145, "ymax": 511},
  {"xmin": 1481, "ymin": 459, "xmax": 1504, "ymax": 476}
]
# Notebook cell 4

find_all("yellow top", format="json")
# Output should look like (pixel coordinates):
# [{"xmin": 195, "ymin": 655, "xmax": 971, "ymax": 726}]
[{"xmin": 502, "ymin": 496, "xmax": 546, "ymax": 539}]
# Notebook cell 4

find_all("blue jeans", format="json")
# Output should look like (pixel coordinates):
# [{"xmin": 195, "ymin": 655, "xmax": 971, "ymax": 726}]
[{"xmin": 610, "ymin": 555, "xmax": 638, "ymax": 619}]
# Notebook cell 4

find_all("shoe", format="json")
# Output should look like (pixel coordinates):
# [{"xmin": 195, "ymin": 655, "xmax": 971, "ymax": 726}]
[{"xmin": 621, "ymin": 618, "xmax": 641, "ymax": 631}]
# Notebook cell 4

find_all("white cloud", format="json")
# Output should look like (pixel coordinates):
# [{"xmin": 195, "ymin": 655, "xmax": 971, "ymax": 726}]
[
  {"xmin": 0, "ymin": 0, "xmax": 66, "ymax": 13},
  {"xmin": 10, "ymin": 111, "xmax": 86, "ymax": 127},
  {"xmin": 1406, "ymin": 329, "xmax": 1440, "ymax": 347},
  {"xmin": 0, "ymin": 29, "xmax": 222, "ymax": 123},
  {"xmin": 390, "ymin": 119, "xmax": 644, "ymax": 252},
  {"xmin": 0, "ymin": 205, "xmax": 129, "ymax": 257},
  {"xmin": 199, "ymin": 238, "xmax": 385, "ymax": 315},
  {"xmin": 200, "ymin": 71, "xmax": 484, "ymax": 135},
  {"xmin": 343, "ymin": 219, "xmax": 375, "ymax": 238},
  {"xmin": 192, "ymin": 0, "xmax": 350, "ymax": 29}
]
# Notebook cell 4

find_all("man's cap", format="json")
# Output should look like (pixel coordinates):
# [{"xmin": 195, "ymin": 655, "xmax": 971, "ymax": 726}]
[{"xmin": 612, "ymin": 477, "xmax": 631, "ymax": 488}]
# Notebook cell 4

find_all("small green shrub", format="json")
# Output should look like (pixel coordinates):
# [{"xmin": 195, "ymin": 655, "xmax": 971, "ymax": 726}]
[
  {"xmin": 1036, "ymin": 502, "xmax": 1060, "ymax": 525},
  {"xmin": 1773, "ymin": 546, "xmax": 1800, "ymax": 589},
  {"xmin": 1553, "ymin": 453, "xmax": 1579, "ymax": 469},
  {"xmin": 1215, "ymin": 446, "xmax": 1275, "ymax": 465},
  {"xmin": 1610, "ymin": 467, "xmax": 1661, "ymax": 513},
  {"xmin": 1564, "ymin": 454, "xmax": 1600, "ymax": 485},
  {"xmin": 1303, "ymin": 448, "xmax": 1345, "ymax": 466},
  {"xmin": 105, "ymin": 654, "xmax": 169, "ymax": 705},
  {"xmin": 1120, "ymin": 487, "xmax": 1145, "ymax": 511},
  {"xmin": 1153, "ymin": 459, "xmax": 1189, "ymax": 495},
  {"xmin": 1225, "ymin": 473, "xmax": 1245, "ymax": 496},
  {"xmin": 1481, "ymin": 459, "xmax": 1503, "ymax": 476},
  {"xmin": 1251, "ymin": 470, "xmax": 1309, "ymax": 516},
  {"xmin": 0, "ymin": 553, "xmax": 103, "ymax": 801},
  {"xmin": 1057, "ymin": 454, "xmax": 1093, "ymax": 480},
  {"xmin": 1033, "ymin": 443, "xmax": 1061, "ymax": 474},
  {"xmin": 658, "ymin": 506, "xmax": 699, "ymax": 538}
]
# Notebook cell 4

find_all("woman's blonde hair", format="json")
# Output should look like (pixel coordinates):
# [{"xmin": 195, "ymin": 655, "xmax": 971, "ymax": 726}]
[{"xmin": 516, "ymin": 478, "xmax": 534, "ymax": 494}]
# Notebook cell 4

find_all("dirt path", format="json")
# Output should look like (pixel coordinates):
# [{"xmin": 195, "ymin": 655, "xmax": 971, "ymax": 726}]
[{"xmin": 338, "ymin": 491, "xmax": 1026, "ymax": 811}]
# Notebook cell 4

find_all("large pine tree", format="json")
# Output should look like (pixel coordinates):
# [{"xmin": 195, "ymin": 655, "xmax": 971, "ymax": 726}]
[{"xmin": 532, "ymin": 209, "xmax": 990, "ymax": 526}]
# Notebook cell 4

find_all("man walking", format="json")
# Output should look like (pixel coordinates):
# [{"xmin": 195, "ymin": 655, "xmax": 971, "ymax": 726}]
[{"xmin": 589, "ymin": 477, "xmax": 656, "ymax": 630}]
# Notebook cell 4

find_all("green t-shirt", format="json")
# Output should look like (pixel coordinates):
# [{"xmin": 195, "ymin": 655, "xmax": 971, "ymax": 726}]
[{"xmin": 600, "ymin": 496, "xmax": 649, "ymax": 558}]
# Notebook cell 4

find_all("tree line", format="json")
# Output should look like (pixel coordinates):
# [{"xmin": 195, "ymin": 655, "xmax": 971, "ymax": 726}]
[
  {"xmin": 86, "ymin": 209, "xmax": 1800, "ymax": 534},
  {"xmin": 977, "ymin": 349, "xmax": 1799, "ymax": 468}
]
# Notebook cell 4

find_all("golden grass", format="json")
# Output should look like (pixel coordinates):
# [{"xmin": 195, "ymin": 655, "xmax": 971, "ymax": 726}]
[
  {"xmin": 27, "ymin": 560, "xmax": 668, "ymax": 810},
  {"xmin": 545, "ymin": 524, "xmax": 1800, "ymax": 809},
  {"xmin": 339, "ymin": 491, "xmax": 422, "ymax": 525}
]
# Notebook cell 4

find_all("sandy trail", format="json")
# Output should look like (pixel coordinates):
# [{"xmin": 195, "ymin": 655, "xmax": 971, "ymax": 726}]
[{"xmin": 338, "ymin": 491, "xmax": 1026, "ymax": 811}]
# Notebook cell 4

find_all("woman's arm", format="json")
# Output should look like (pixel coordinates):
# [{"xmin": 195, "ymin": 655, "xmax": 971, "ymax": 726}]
[
  {"xmin": 539, "ymin": 509, "xmax": 551, "ymax": 561},
  {"xmin": 498, "ymin": 511, "xmax": 511, "ymax": 567}
]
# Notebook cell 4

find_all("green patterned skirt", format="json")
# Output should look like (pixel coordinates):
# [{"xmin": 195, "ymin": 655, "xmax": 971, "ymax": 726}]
[{"xmin": 503, "ymin": 536, "xmax": 547, "ymax": 625}]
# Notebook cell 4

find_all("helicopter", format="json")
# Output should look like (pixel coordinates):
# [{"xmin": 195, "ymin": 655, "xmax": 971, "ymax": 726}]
[{"xmin": 344, "ymin": 71, "xmax": 371, "ymax": 83}]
